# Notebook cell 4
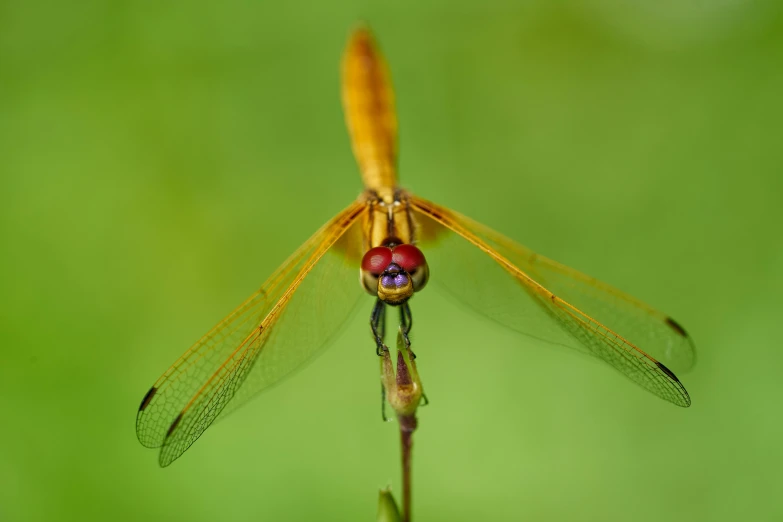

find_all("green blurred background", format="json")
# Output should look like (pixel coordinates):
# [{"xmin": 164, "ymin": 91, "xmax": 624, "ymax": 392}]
[{"xmin": 2, "ymin": 1, "xmax": 782, "ymax": 521}]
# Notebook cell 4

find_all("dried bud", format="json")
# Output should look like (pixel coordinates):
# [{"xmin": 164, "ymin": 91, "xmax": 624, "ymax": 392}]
[{"xmin": 380, "ymin": 329, "xmax": 424, "ymax": 418}]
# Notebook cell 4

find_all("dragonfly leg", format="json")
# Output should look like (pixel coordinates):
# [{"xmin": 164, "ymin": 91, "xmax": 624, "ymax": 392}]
[
  {"xmin": 370, "ymin": 299, "xmax": 387, "ymax": 356},
  {"xmin": 399, "ymin": 302, "xmax": 416, "ymax": 359}
]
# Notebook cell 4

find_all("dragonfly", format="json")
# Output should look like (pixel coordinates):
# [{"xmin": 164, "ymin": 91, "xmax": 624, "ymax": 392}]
[{"xmin": 137, "ymin": 27, "xmax": 694, "ymax": 467}]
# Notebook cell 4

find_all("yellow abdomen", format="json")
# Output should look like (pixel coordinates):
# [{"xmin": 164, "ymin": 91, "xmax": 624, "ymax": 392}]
[{"xmin": 341, "ymin": 27, "xmax": 398, "ymax": 199}]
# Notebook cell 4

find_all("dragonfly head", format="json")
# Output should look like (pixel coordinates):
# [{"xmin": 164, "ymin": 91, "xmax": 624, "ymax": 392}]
[{"xmin": 361, "ymin": 243, "xmax": 429, "ymax": 305}]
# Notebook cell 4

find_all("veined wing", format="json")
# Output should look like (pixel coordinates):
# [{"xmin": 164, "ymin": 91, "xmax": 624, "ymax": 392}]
[
  {"xmin": 409, "ymin": 195, "xmax": 692, "ymax": 407},
  {"xmin": 136, "ymin": 201, "xmax": 367, "ymax": 466}
]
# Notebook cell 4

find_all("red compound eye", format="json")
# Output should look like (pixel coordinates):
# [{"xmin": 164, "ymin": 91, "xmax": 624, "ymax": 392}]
[
  {"xmin": 391, "ymin": 244, "xmax": 426, "ymax": 273},
  {"xmin": 361, "ymin": 246, "xmax": 393, "ymax": 275}
]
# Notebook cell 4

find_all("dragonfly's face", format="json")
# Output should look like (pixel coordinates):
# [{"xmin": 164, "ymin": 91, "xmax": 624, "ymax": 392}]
[{"xmin": 361, "ymin": 244, "xmax": 429, "ymax": 305}]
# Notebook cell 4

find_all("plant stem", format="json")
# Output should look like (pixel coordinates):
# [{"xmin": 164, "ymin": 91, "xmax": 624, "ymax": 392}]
[
  {"xmin": 381, "ymin": 331, "xmax": 423, "ymax": 522},
  {"xmin": 398, "ymin": 413, "xmax": 417, "ymax": 522}
]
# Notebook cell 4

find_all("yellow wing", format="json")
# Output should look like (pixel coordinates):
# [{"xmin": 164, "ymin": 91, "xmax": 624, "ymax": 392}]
[
  {"xmin": 136, "ymin": 201, "xmax": 367, "ymax": 466},
  {"xmin": 409, "ymin": 195, "xmax": 693, "ymax": 407}
]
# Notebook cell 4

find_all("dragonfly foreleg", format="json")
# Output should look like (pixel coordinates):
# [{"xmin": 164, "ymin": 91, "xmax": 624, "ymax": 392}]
[
  {"xmin": 370, "ymin": 298, "xmax": 387, "ymax": 355},
  {"xmin": 399, "ymin": 302, "xmax": 415, "ymax": 358}
]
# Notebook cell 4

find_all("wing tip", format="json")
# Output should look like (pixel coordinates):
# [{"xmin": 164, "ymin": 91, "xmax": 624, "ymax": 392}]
[
  {"xmin": 158, "ymin": 451, "xmax": 175, "ymax": 468},
  {"xmin": 656, "ymin": 361, "xmax": 692, "ymax": 408},
  {"xmin": 152, "ymin": 411, "xmax": 186, "ymax": 467},
  {"xmin": 136, "ymin": 386, "xmax": 163, "ymax": 448},
  {"xmin": 664, "ymin": 316, "xmax": 697, "ymax": 369},
  {"xmin": 158, "ymin": 451, "xmax": 176, "ymax": 468},
  {"xmin": 166, "ymin": 411, "xmax": 184, "ymax": 439},
  {"xmin": 655, "ymin": 360, "xmax": 678, "ymax": 381},
  {"xmin": 677, "ymin": 392, "xmax": 692, "ymax": 408},
  {"xmin": 664, "ymin": 316, "xmax": 689, "ymax": 339},
  {"xmin": 138, "ymin": 386, "xmax": 158, "ymax": 412}
]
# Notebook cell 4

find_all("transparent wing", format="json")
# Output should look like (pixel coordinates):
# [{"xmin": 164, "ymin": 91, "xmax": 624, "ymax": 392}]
[
  {"xmin": 409, "ymin": 195, "xmax": 692, "ymax": 407},
  {"xmin": 136, "ymin": 201, "xmax": 367, "ymax": 466}
]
